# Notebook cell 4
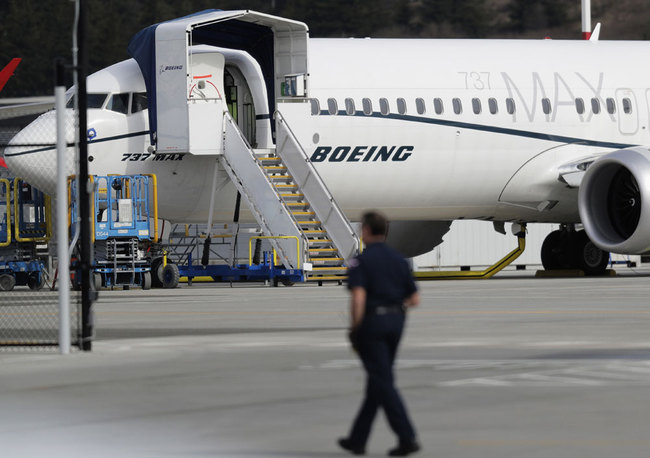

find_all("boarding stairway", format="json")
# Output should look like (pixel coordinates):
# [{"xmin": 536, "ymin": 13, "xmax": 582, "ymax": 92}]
[{"xmin": 219, "ymin": 112, "xmax": 360, "ymax": 283}]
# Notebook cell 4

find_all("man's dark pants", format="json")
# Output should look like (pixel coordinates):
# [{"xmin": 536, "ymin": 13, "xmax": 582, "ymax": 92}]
[{"xmin": 347, "ymin": 311, "xmax": 416, "ymax": 447}]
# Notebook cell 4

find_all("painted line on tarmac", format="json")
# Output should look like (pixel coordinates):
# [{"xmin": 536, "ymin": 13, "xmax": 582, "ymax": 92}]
[{"xmin": 304, "ymin": 359, "xmax": 650, "ymax": 387}]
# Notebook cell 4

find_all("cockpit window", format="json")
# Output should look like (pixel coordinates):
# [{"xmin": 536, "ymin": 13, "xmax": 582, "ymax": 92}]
[
  {"xmin": 107, "ymin": 93, "xmax": 129, "ymax": 114},
  {"xmin": 66, "ymin": 93, "xmax": 108, "ymax": 109},
  {"xmin": 132, "ymin": 93, "xmax": 148, "ymax": 113}
]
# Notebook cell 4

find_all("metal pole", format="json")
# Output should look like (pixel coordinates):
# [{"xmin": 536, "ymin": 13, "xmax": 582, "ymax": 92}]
[
  {"xmin": 77, "ymin": 0, "xmax": 93, "ymax": 351},
  {"xmin": 582, "ymin": 0, "xmax": 592, "ymax": 40},
  {"xmin": 55, "ymin": 60, "xmax": 70, "ymax": 354}
]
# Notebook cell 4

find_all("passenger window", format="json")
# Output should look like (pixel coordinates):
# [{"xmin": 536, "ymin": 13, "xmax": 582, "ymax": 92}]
[
  {"xmin": 606, "ymin": 98, "xmax": 616, "ymax": 114},
  {"xmin": 623, "ymin": 98, "xmax": 633, "ymax": 114},
  {"xmin": 591, "ymin": 98, "xmax": 601, "ymax": 114},
  {"xmin": 506, "ymin": 98, "xmax": 515, "ymax": 114},
  {"xmin": 575, "ymin": 98, "xmax": 585, "ymax": 115},
  {"xmin": 345, "ymin": 98, "xmax": 355, "ymax": 115},
  {"xmin": 433, "ymin": 98, "xmax": 444, "ymax": 115},
  {"xmin": 310, "ymin": 98, "xmax": 320, "ymax": 115},
  {"xmin": 132, "ymin": 92, "xmax": 148, "ymax": 113},
  {"xmin": 396, "ymin": 98, "xmax": 407, "ymax": 115},
  {"xmin": 472, "ymin": 98, "xmax": 481, "ymax": 114},
  {"xmin": 379, "ymin": 98, "xmax": 390, "ymax": 116},
  {"xmin": 362, "ymin": 98, "xmax": 372, "ymax": 115},
  {"xmin": 107, "ymin": 93, "xmax": 129, "ymax": 114},
  {"xmin": 415, "ymin": 98, "xmax": 426, "ymax": 115},
  {"xmin": 452, "ymin": 98, "xmax": 462, "ymax": 115},
  {"xmin": 488, "ymin": 98, "xmax": 498, "ymax": 114},
  {"xmin": 327, "ymin": 98, "xmax": 338, "ymax": 115},
  {"xmin": 541, "ymin": 98, "xmax": 552, "ymax": 114}
]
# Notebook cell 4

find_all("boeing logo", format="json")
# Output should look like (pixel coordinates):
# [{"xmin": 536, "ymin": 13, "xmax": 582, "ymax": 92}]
[
  {"xmin": 310, "ymin": 146, "xmax": 414, "ymax": 162},
  {"xmin": 159, "ymin": 64, "xmax": 184, "ymax": 75}
]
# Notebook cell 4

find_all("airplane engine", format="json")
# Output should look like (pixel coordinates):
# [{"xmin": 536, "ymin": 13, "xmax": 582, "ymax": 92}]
[
  {"xmin": 579, "ymin": 147, "xmax": 650, "ymax": 254},
  {"xmin": 385, "ymin": 220, "xmax": 452, "ymax": 258}
]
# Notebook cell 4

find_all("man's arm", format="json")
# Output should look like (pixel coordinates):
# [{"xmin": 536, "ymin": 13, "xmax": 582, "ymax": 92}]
[
  {"xmin": 404, "ymin": 291, "xmax": 420, "ymax": 308},
  {"xmin": 350, "ymin": 286, "xmax": 366, "ymax": 328}
]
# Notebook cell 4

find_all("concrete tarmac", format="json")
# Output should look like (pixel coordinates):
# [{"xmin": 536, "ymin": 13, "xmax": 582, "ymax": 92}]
[{"xmin": 3, "ymin": 270, "xmax": 650, "ymax": 457}]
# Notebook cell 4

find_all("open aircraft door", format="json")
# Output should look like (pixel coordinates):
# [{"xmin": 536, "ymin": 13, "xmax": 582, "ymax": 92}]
[{"xmin": 128, "ymin": 10, "xmax": 309, "ymax": 155}]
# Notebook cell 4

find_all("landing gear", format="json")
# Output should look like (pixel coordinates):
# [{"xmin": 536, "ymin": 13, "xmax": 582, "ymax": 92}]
[{"xmin": 541, "ymin": 227, "xmax": 610, "ymax": 275}]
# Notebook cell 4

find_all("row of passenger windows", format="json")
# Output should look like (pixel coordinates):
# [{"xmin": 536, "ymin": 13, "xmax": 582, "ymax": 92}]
[
  {"xmin": 310, "ymin": 96, "xmax": 634, "ymax": 117},
  {"xmin": 66, "ymin": 92, "xmax": 148, "ymax": 115}
]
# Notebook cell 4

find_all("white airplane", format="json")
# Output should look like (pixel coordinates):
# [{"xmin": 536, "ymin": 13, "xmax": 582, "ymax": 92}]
[{"xmin": 4, "ymin": 9, "xmax": 649, "ymax": 274}]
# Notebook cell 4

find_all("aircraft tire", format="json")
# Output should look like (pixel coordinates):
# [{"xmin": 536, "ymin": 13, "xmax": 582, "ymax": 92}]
[
  {"xmin": 541, "ymin": 230, "xmax": 574, "ymax": 270},
  {"xmin": 0, "ymin": 274, "xmax": 16, "ymax": 291},
  {"xmin": 574, "ymin": 231, "xmax": 610, "ymax": 275},
  {"xmin": 162, "ymin": 263, "xmax": 180, "ymax": 289}
]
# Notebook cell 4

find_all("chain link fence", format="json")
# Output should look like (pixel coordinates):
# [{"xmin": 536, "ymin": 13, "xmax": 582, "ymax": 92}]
[{"xmin": 1, "ymin": 102, "xmax": 83, "ymax": 350}]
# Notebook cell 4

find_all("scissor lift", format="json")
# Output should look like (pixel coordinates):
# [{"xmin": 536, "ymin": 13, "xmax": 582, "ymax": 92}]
[
  {"xmin": 70, "ymin": 175, "xmax": 158, "ymax": 290},
  {"xmin": 0, "ymin": 178, "xmax": 51, "ymax": 291}
]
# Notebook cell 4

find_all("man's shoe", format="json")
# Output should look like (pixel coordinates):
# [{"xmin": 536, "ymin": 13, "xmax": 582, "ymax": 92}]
[
  {"xmin": 338, "ymin": 437, "xmax": 365, "ymax": 455},
  {"xmin": 388, "ymin": 440, "xmax": 420, "ymax": 456}
]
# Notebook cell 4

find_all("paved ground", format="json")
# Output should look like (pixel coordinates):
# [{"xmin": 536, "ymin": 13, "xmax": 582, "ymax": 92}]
[{"xmin": 3, "ymin": 270, "xmax": 650, "ymax": 457}]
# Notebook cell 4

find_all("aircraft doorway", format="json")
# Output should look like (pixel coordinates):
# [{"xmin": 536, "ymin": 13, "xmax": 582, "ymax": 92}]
[{"xmin": 225, "ymin": 67, "xmax": 256, "ymax": 147}]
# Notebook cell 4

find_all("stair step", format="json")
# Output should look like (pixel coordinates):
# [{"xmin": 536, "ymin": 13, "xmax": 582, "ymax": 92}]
[
  {"xmin": 273, "ymin": 183, "xmax": 298, "ymax": 189},
  {"xmin": 309, "ymin": 266, "xmax": 348, "ymax": 273},
  {"xmin": 262, "ymin": 166, "xmax": 287, "ymax": 171},
  {"xmin": 299, "ymin": 220, "xmax": 321, "ymax": 225},
  {"xmin": 308, "ymin": 242, "xmax": 333, "ymax": 248},
  {"xmin": 310, "ymin": 258, "xmax": 344, "ymax": 265},
  {"xmin": 291, "ymin": 211, "xmax": 316, "ymax": 216},
  {"xmin": 279, "ymin": 193, "xmax": 304, "ymax": 198},
  {"xmin": 305, "ymin": 274, "xmax": 347, "ymax": 282},
  {"xmin": 309, "ymin": 248, "xmax": 338, "ymax": 253},
  {"xmin": 286, "ymin": 202, "xmax": 310, "ymax": 207},
  {"xmin": 269, "ymin": 175, "xmax": 293, "ymax": 181}
]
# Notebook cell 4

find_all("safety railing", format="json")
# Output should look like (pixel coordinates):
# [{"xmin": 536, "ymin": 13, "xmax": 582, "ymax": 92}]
[
  {"xmin": 0, "ymin": 178, "xmax": 10, "ymax": 247},
  {"xmin": 12, "ymin": 178, "xmax": 51, "ymax": 243}
]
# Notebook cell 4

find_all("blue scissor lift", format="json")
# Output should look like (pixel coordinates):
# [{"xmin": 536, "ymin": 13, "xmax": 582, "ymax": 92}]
[
  {"xmin": 0, "ymin": 178, "xmax": 50, "ymax": 291},
  {"xmin": 71, "ymin": 175, "xmax": 158, "ymax": 290}
]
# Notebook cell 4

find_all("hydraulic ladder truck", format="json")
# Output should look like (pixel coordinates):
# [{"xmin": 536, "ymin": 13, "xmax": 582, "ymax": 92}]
[
  {"xmin": 0, "ymin": 178, "xmax": 51, "ymax": 291},
  {"xmin": 70, "ymin": 174, "xmax": 158, "ymax": 290}
]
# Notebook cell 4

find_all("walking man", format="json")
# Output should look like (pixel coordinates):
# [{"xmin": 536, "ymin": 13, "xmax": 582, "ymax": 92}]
[{"xmin": 338, "ymin": 211, "xmax": 420, "ymax": 456}]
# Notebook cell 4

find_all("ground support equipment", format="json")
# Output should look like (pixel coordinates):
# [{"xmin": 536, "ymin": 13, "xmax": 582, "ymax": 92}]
[
  {"xmin": 70, "ymin": 175, "xmax": 158, "ymax": 290},
  {"xmin": 0, "ymin": 178, "xmax": 50, "ymax": 291}
]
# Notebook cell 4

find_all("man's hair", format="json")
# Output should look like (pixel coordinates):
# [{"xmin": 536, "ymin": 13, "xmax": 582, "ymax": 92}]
[{"xmin": 362, "ymin": 211, "xmax": 388, "ymax": 236}]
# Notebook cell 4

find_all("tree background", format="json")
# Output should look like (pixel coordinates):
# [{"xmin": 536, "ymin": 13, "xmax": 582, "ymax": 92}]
[{"xmin": 0, "ymin": 0, "xmax": 647, "ymax": 96}]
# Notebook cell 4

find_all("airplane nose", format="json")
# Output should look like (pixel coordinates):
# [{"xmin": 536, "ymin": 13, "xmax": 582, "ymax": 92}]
[{"xmin": 4, "ymin": 110, "xmax": 76, "ymax": 195}]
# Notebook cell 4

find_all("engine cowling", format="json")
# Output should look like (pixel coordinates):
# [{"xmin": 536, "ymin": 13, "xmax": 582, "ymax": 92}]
[{"xmin": 579, "ymin": 147, "xmax": 650, "ymax": 254}]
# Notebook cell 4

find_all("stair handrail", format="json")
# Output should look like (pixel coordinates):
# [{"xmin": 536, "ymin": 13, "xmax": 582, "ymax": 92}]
[
  {"xmin": 274, "ymin": 110, "xmax": 360, "ymax": 261},
  {"xmin": 220, "ymin": 112, "xmax": 306, "ymax": 269}
]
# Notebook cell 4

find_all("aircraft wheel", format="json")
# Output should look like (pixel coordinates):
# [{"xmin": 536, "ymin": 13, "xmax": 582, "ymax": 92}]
[
  {"xmin": 0, "ymin": 274, "xmax": 16, "ymax": 291},
  {"xmin": 162, "ymin": 263, "xmax": 180, "ymax": 289},
  {"xmin": 151, "ymin": 257, "xmax": 164, "ymax": 288},
  {"xmin": 541, "ymin": 230, "xmax": 574, "ymax": 270},
  {"xmin": 27, "ymin": 273, "xmax": 44, "ymax": 290},
  {"xmin": 574, "ymin": 231, "xmax": 610, "ymax": 275},
  {"xmin": 142, "ymin": 271, "xmax": 152, "ymax": 290}
]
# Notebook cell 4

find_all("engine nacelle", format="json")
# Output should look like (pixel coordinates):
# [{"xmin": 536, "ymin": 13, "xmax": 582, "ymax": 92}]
[{"xmin": 579, "ymin": 147, "xmax": 650, "ymax": 254}]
